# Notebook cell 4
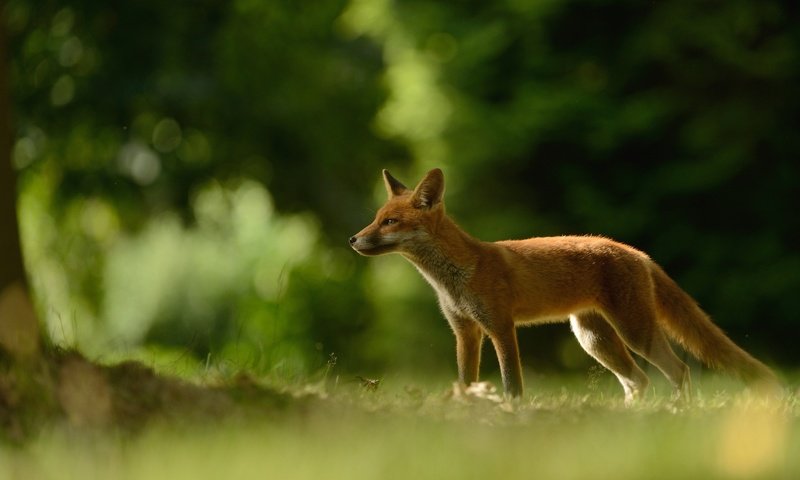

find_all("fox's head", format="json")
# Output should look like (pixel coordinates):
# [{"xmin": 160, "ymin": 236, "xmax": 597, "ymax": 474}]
[{"xmin": 349, "ymin": 168, "xmax": 445, "ymax": 256}]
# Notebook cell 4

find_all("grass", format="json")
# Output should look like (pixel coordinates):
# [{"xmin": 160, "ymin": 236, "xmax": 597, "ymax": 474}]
[{"xmin": 1, "ymin": 365, "xmax": 799, "ymax": 480}]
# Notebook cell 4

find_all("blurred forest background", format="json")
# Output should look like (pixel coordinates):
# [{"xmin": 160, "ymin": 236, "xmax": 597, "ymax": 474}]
[{"xmin": 6, "ymin": 0, "xmax": 799, "ymax": 381}]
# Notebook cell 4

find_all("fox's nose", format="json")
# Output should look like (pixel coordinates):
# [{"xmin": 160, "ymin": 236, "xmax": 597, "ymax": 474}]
[{"xmin": 349, "ymin": 236, "xmax": 357, "ymax": 245}]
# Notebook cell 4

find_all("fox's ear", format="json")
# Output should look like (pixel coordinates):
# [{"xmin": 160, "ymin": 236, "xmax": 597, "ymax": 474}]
[
  {"xmin": 383, "ymin": 169, "xmax": 408, "ymax": 198},
  {"xmin": 412, "ymin": 168, "xmax": 445, "ymax": 209}
]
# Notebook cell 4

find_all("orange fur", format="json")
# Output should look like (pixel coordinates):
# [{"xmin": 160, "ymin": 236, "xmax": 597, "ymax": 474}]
[{"xmin": 350, "ymin": 168, "xmax": 778, "ymax": 400}]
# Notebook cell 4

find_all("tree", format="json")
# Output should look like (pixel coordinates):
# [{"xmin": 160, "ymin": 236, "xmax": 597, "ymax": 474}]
[
  {"xmin": 1, "ymin": 17, "xmax": 300, "ymax": 441},
  {"xmin": 0, "ymin": 3, "xmax": 40, "ymax": 363}
]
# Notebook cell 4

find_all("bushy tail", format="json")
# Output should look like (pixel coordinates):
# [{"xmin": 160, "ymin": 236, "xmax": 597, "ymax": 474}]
[{"xmin": 650, "ymin": 264, "xmax": 779, "ymax": 388}]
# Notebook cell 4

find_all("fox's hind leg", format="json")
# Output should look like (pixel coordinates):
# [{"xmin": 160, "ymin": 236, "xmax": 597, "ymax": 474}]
[
  {"xmin": 570, "ymin": 312, "xmax": 650, "ymax": 403},
  {"xmin": 602, "ymin": 305, "xmax": 691, "ymax": 401}
]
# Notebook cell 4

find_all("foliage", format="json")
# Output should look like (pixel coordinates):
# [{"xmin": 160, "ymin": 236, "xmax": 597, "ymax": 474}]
[
  {"xmin": 8, "ymin": 0, "xmax": 392, "ymax": 373},
  {"xmin": 5, "ymin": 0, "xmax": 800, "ymax": 376}
]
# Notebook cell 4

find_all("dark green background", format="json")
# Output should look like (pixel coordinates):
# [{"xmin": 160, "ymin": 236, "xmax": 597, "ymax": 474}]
[{"xmin": 7, "ymin": 0, "xmax": 799, "ymax": 378}]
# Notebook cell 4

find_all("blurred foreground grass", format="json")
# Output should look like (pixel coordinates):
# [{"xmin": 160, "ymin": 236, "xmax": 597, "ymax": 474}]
[{"xmin": 2, "ymin": 368, "xmax": 798, "ymax": 480}]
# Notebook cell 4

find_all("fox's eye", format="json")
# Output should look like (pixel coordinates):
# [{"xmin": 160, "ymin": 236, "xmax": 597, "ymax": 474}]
[{"xmin": 381, "ymin": 218, "xmax": 398, "ymax": 226}]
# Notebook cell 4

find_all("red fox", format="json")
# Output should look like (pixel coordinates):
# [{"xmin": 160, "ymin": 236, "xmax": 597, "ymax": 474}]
[{"xmin": 350, "ymin": 168, "xmax": 778, "ymax": 401}]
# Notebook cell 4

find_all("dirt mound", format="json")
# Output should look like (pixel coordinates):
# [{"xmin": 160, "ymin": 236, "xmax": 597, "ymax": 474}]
[{"xmin": 0, "ymin": 349, "xmax": 307, "ymax": 443}]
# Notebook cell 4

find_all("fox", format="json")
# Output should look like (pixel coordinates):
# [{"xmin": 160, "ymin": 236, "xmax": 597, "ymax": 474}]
[{"xmin": 349, "ymin": 168, "xmax": 779, "ymax": 401}]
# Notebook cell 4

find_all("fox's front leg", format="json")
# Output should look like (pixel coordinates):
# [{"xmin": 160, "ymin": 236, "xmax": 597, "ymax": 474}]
[
  {"xmin": 489, "ymin": 322, "xmax": 524, "ymax": 398},
  {"xmin": 447, "ymin": 313, "xmax": 483, "ymax": 386}
]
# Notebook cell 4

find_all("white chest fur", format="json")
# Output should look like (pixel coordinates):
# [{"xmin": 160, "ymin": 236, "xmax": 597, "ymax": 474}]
[{"xmin": 410, "ymin": 255, "xmax": 485, "ymax": 322}]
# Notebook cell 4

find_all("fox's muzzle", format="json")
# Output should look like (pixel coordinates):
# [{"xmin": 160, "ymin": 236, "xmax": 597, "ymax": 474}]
[{"xmin": 349, "ymin": 233, "xmax": 395, "ymax": 256}]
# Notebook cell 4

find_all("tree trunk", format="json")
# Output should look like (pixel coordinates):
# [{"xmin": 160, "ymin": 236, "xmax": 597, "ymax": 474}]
[{"xmin": 0, "ymin": 7, "xmax": 41, "ymax": 362}]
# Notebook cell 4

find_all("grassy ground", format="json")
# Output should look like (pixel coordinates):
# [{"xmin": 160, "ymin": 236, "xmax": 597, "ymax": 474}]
[{"xmin": 1, "ymin": 366, "xmax": 798, "ymax": 480}]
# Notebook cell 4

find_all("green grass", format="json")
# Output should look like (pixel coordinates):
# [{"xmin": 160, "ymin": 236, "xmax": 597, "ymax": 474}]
[{"xmin": 2, "ymin": 371, "xmax": 798, "ymax": 480}]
